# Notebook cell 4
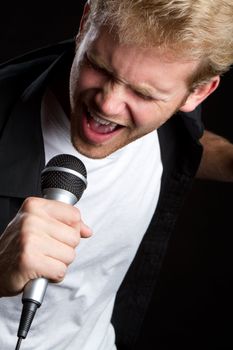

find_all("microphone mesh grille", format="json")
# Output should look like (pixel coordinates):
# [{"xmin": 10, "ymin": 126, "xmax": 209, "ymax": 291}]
[
  {"xmin": 41, "ymin": 154, "xmax": 87, "ymax": 200},
  {"xmin": 41, "ymin": 171, "xmax": 86, "ymax": 201},
  {"xmin": 45, "ymin": 154, "xmax": 87, "ymax": 178}
]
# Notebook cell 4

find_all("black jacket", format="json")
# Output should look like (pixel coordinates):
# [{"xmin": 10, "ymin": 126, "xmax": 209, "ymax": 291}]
[{"xmin": 0, "ymin": 39, "xmax": 203, "ymax": 349}]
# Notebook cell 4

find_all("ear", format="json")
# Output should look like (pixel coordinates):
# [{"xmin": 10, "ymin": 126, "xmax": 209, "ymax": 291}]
[
  {"xmin": 179, "ymin": 76, "xmax": 220, "ymax": 112},
  {"xmin": 75, "ymin": 2, "xmax": 91, "ymax": 41}
]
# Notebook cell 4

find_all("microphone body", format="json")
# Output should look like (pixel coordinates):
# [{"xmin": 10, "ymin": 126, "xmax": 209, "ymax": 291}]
[{"xmin": 17, "ymin": 154, "xmax": 87, "ymax": 341}]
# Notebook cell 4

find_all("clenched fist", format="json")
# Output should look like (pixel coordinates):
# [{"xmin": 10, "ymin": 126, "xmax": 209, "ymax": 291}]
[{"xmin": 0, "ymin": 197, "xmax": 92, "ymax": 297}]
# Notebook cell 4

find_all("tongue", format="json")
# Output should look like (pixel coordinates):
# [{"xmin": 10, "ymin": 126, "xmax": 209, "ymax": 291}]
[{"xmin": 89, "ymin": 118, "xmax": 117, "ymax": 134}]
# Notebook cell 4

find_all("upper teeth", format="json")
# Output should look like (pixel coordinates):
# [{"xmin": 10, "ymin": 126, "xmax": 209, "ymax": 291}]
[{"xmin": 90, "ymin": 111, "xmax": 117, "ymax": 127}]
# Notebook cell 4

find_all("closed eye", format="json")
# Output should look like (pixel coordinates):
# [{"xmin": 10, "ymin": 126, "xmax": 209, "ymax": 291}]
[
  {"xmin": 84, "ymin": 53, "xmax": 111, "ymax": 77},
  {"xmin": 84, "ymin": 53, "xmax": 161, "ymax": 102},
  {"xmin": 134, "ymin": 90, "xmax": 157, "ymax": 102}
]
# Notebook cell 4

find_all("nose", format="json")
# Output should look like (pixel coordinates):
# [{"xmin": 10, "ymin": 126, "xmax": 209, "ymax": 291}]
[{"xmin": 94, "ymin": 81, "xmax": 126, "ymax": 116}]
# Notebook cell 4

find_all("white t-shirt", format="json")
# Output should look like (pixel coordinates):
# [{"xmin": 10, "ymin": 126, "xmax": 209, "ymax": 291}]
[{"xmin": 0, "ymin": 89, "xmax": 163, "ymax": 350}]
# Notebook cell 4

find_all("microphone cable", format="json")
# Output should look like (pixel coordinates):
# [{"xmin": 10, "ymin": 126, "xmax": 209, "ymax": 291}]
[
  {"xmin": 15, "ymin": 336, "xmax": 22, "ymax": 350},
  {"xmin": 15, "ymin": 297, "xmax": 42, "ymax": 349}
]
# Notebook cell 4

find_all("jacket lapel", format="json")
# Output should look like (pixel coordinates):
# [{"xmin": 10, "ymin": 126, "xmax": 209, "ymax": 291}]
[{"xmin": 0, "ymin": 50, "xmax": 73, "ymax": 199}]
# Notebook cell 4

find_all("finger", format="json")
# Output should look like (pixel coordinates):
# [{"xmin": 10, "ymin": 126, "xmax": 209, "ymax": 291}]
[
  {"xmin": 36, "ymin": 215, "xmax": 92, "ymax": 246},
  {"xmin": 39, "ymin": 236, "xmax": 77, "ymax": 266},
  {"xmin": 17, "ymin": 215, "xmax": 77, "ymax": 265},
  {"xmin": 20, "ymin": 234, "xmax": 76, "ymax": 270},
  {"xmin": 40, "ymin": 219, "xmax": 81, "ymax": 248},
  {"xmin": 42, "ymin": 200, "xmax": 82, "ymax": 227},
  {"xmin": 80, "ymin": 220, "xmax": 93, "ymax": 238},
  {"xmin": 21, "ymin": 197, "xmax": 82, "ymax": 228},
  {"xmin": 18, "ymin": 212, "xmax": 77, "ymax": 248},
  {"xmin": 31, "ymin": 255, "xmax": 68, "ymax": 284}
]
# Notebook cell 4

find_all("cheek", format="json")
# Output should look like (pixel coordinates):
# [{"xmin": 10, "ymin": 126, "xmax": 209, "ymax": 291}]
[
  {"xmin": 74, "ymin": 65, "xmax": 105, "ymax": 92},
  {"xmin": 132, "ymin": 103, "xmax": 174, "ymax": 132},
  {"xmin": 132, "ymin": 104, "xmax": 159, "ymax": 128},
  {"xmin": 70, "ymin": 67, "xmax": 96, "ymax": 106}
]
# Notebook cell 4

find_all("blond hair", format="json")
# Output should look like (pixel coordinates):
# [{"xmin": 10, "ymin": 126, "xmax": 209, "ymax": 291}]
[{"xmin": 87, "ymin": 0, "xmax": 233, "ymax": 88}]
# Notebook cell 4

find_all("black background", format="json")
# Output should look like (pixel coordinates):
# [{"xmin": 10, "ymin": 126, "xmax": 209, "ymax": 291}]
[{"xmin": 0, "ymin": 1, "xmax": 232, "ymax": 348}]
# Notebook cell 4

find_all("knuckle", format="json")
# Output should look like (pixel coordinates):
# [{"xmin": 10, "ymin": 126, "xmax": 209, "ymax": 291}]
[
  {"xmin": 70, "ymin": 207, "xmax": 81, "ymax": 225},
  {"xmin": 20, "ymin": 213, "xmax": 33, "ymax": 230},
  {"xmin": 20, "ymin": 216, "xmax": 37, "ymax": 242},
  {"xmin": 63, "ymin": 247, "xmax": 76, "ymax": 265},
  {"xmin": 73, "ymin": 206, "xmax": 81, "ymax": 217},
  {"xmin": 22, "ymin": 197, "xmax": 40, "ymax": 212},
  {"xmin": 19, "ymin": 250, "xmax": 34, "ymax": 273},
  {"xmin": 19, "ymin": 233, "xmax": 40, "ymax": 266},
  {"xmin": 55, "ymin": 264, "xmax": 67, "ymax": 282},
  {"xmin": 70, "ymin": 231, "xmax": 80, "ymax": 248},
  {"xmin": 68, "ymin": 249, "xmax": 76, "ymax": 264},
  {"xmin": 22, "ymin": 233, "xmax": 37, "ymax": 252}
]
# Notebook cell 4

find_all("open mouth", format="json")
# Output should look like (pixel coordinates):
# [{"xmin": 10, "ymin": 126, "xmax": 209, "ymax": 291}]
[{"xmin": 85, "ymin": 107, "xmax": 123, "ymax": 135}]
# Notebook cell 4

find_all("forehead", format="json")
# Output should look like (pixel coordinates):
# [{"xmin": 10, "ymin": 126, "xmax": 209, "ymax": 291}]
[{"xmin": 85, "ymin": 25, "xmax": 199, "ymax": 92}]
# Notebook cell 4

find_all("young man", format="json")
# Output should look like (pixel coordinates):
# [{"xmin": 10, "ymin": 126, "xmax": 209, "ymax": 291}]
[{"xmin": 0, "ymin": 1, "xmax": 232, "ymax": 349}]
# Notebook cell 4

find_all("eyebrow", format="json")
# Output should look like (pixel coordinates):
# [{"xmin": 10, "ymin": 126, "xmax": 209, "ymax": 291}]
[{"xmin": 87, "ymin": 52, "xmax": 170, "ymax": 102}]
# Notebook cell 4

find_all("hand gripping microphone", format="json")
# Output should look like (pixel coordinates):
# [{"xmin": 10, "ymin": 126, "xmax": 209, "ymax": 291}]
[{"xmin": 15, "ymin": 154, "xmax": 87, "ymax": 349}]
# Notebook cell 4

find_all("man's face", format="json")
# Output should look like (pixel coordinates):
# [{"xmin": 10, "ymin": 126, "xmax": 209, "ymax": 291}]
[{"xmin": 69, "ymin": 25, "xmax": 199, "ymax": 159}]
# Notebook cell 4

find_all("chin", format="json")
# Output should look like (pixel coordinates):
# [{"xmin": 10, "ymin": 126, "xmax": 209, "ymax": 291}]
[
  {"xmin": 72, "ymin": 140, "xmax": 113, "ymax": 159},
  {"xmin": 72, "ymin": 137, "xmax": 127, "ymax": 159}
]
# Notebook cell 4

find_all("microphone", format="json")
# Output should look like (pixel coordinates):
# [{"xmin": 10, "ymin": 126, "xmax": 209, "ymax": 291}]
[{"xmin": 16, "ymin": 154, "xmax": 87, "ymax": 347}]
